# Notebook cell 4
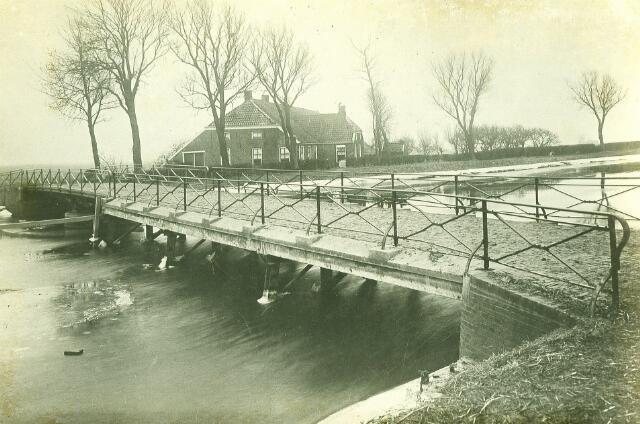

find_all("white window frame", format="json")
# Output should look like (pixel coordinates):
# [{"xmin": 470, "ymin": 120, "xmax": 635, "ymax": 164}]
[
  {"xmin": 250, "ymin": 130, "xmax": 263, "ymax": 140},
  {"xmin": 252, "ymin": 147, "xmax": 263, "ymax": 166},
  {"xmin": 182, "ymin": 150, "xmax": 206, "ymax": 167},
  {"xmin": 220, "ymin": 147, "xmax": 231, "ymax": 166},
  {"xmin": 299, "ymin": 145, "xmax": 317, "ymax": 161},
  {"xmin": 279, "ymin": 146, "xmax": 290, "ymax": 162},
  {"xmin": 335, "ymin": 144, "xmax": 347, "ymax": 163}
]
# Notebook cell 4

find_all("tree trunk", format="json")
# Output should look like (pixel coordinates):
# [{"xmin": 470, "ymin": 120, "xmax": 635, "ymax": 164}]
[
  {"xmin": 465, "ymin": 131, "xmax": 476, "ymax": 159},
  {"xmin": 216, "ymin": 127, "xmax": 230, "ymax": 167},
  {"xmin": 284, "ymin": 107, "xmax": 299, "ymax": 169},
  {"xmin": 124, "ymin": 94, "xmax": 143, "ymax": 171},
  {"xmin": 87, "ymin": 122, "xmax": 101, "ymax": 169},
  {"xmin": 598, "ymin": 120, "xmax": 605, "ymax": 151}
]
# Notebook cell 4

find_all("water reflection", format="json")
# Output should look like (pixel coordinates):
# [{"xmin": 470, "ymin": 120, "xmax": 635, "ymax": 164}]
[{"xmin": 0, "ymin": 232, "xmax": 460, "ymax": 423}]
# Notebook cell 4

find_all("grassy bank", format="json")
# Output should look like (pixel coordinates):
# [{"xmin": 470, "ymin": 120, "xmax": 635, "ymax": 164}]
[
  {"xmin": 369, "ymin": 234, "xmax": 640, "ymax": 423},
  {"xmin": 344, "ymin": 148, "xmax": 640, "ymax": 175}
]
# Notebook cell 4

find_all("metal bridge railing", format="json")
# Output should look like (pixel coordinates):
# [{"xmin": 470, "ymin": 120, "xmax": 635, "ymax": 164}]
[{"xmin": 2, "ymin": 167, "xmax": 632, "ymax": 313}]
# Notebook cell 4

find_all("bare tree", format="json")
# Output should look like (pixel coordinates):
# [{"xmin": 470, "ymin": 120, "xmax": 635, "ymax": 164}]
[
  {"xmin": 417, "ymin": 131, "xmax": 443, "ymax": 159},
  {"xmin": 251, "ymin": 26, "xmax": 314, "ymax": 168},
  {"xmin": 530, "ymin": 128, "xmax": 559, "ymax": 148},
  {"xmin": 445, "ymin": 127, "xmax": 467, "ymax": 155},
  {"xmin": 170, "ymin": 1, "xmax": 253, "ymax": 167},
  {"xmin": 432, "ymin": 52, "xmax": 493, "ymax": 159},
  {"xmin": 570, "ymin": 71, "xmax": 626, "ymax": 150},
  {"xmin": 355, "ymin": 44, "xmax": 391, "ymax": 157},
  {"xmin": 44, "ymin": 16, "xmax": 113, "ymax": 168},
  {"xmin": 87, "ymin": 0, "xmax": 169, "ymax": 169}
]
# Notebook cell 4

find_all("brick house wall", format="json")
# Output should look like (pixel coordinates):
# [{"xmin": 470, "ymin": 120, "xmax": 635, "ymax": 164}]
[{"xmin": 170, "ymin": 128, "xmax": 290, "ymax": 168}]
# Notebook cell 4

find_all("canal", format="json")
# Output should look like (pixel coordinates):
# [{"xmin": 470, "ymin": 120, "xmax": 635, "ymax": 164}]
[{"xmin": 0, "ymin": 222, "xmax": 460, "ymax": 423}]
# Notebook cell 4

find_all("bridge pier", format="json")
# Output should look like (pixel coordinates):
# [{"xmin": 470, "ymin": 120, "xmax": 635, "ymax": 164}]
[
  {"xmin": 165, "ymin": 231, "xmax": 178, "ymax": 266},
  {"xmin": 258, "ymin": 255, "xmax": 281, "ymax": 304},
  {"xmin": 312, "ymin": 267, "xmax": 338, "ymax": 293},
  {"xmin": 144, "ymin": 225, "xmax": 154, "ymax": 241}
]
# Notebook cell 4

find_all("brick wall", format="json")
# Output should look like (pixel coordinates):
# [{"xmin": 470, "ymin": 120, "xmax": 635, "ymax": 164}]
[
  {"xmin": 459, "ymin": 274, "xmax": 575, "ymax": 361},
  {"xmin": 171, "ymin": 128, "xmax": 363, "ymax": 169}
]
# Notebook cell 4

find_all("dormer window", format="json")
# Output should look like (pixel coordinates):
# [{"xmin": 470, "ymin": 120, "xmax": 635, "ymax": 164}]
[{"xmin": 251, "ymin": 130, "xmax": 263, "ymax": 140}]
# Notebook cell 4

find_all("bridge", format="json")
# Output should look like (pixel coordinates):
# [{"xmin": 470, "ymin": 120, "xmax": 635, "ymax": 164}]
[{"xmin": 0, "ymin": 166, "xmax": 633, "ymax": 313}]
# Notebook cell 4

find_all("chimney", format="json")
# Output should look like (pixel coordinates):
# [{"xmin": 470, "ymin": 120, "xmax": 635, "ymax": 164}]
[
  {"xmin": 244, "ymin": 90, "xmax": 253, "ymax": 102},
  {"xmin": 338, "ymin": 103, "xmax": 346, "ymax": 118},
  {"xmin": 262, "ymin": 94, "xmax": 269, "ymax": 102}
]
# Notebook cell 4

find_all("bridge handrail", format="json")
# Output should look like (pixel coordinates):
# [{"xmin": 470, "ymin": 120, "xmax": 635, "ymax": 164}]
[{"xmin": 4, "ymin": 167, "xmax": 632, "ymax": 312}]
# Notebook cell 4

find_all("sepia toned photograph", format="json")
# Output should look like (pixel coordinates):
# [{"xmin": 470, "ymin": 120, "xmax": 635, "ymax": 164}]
[{"xmin": 0, "ymin": 0, "xmax": 638, "ymax": 422}]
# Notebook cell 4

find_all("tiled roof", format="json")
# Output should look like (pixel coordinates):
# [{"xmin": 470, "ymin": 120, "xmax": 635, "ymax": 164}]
[{"xmin": 212, "ymin": 99, "xmax": 362, "ymax": 144}]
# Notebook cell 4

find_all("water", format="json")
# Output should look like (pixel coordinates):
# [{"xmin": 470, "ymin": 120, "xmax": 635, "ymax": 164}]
[
  {"xmin": 407, "ymin": 167, "xmax": 640, "ymax": 226},
  {"xmin": 0, "ymin": 224, "xmax": 460, "ymax": 423}
]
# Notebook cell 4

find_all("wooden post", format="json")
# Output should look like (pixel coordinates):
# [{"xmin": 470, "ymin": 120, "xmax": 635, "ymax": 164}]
[
  {"xmin": 392, "ymin": 190, "xmax": 398, "ymax": 247},
  {"xmin": 90, "ymin": 196, "xmax": 103, "ymax": 247},
  {"xmin": 257, "ymin": 255, "xmax": 280, "ymax": 304},
  {"xmin": 166, "ymin": 232, "xmax": 178, "ymax": 265},
  {"xmin": 320, "ymin": 267, "xmax": 335, "ymax": 293},
  {"xmin": 482, "ymin": 200, "xmax": 489, "ymax": 270},
  {"xmin": 144, "ymin": 225, "xmax": 154, "ymax": 241},
  {"xmin": 608, "ymin": 215, "xmax": 619, "ymax": 313}
]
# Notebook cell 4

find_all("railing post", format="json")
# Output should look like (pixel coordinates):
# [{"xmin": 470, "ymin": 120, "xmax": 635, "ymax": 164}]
[
  {"xmin": 68, "ymin": 169, "xmax": 71, "ymax": 193},
  {"xmin": 260, "ymin": 182, "xmax": 265, "ymax": 224},
  {"xmin": 156, "ymin": 179, "xmax": 160, "ymax": 206},
  {"xmin": 454, "ymin": 175, "xmax": 459, "ymax": 215},
  {"xmin": 40, "ymin": 169, "xmax": 43, "ymax": 186},
  {"xmin": 237, "ymin": 169, "xmax": 241, "ymax": 194},
  {"xmin": 299, "ymin": 170, "xmax": 303, "ymax": 199},
  {"xmin": 266, "ymin": 171, "xmax": 269, "ymax": 196},
  {"xmin": 392, "ymin": 190, "xmax": 398, "ymax": 247},
  {"xmin": 608, "ymin": 215, "xmax": 619, "ymax": 312},
  {"xmin": 534, "ymin": 177, "xmax": 540, "ymax": 220},
  {"xmin": 217, "ymin": 179, "xmax": 222, "ymax": 217},
  {"xmin": 482, "ymin": 200, "xmax": 489, "ymax": 270},
  {"xmin": 57, "ymin": 169, "xmax": 61, "ymax": 190},
  {"xmin": 80, "ymin": 170, "xmax": 84, "ymax": 194},
  {"xmin": 340, "ymin": 172, "xmax": 345, "ymax": 203},
  {"xmin": 112, "ymin": 170, "xmax": 117, "ymax": 197},
  {"xmin": 133, "ymin": 178, "xmax": 137, "ymax": 202},
  {"xmin": 316, "ymin": 186, "xmax": 322, "ymax": 234},
  {"xmin": 183, "ymin": 180, "xmax": 187, "ymax": 212}
]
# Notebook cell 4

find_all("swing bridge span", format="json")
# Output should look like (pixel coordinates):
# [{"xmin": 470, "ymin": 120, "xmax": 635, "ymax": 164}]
[{"xmin": 0, "ymin": 166, "xmax": 634, "ymax": 311}]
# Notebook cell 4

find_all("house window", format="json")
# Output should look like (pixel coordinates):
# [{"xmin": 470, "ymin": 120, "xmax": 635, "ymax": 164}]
[
  {"xmin": 299, "ymin": 145, "xmax": 317, "ymax": 161},
  {"xmin": 220, "ymin": 147, "xmax": 231, "ymax": 166},
  {"xmin": 182, "ymin": 151, "xmax": 205, "ymax": 167},
  {"xmin": 252, "ymin": 147, "xmax": 263, "ymax": 166},
  {"xmin": 279, "ymin": 147, "xmax": 290, "ymax": 162},
  {"xmin": 251, "ymin": 130, "xmax": 263, "ymax": 140},
  {"xmin": 336, "ymin": 145, "xmax": 347, "ymax": 163},
  {"xmin": 224, "ymin": 132, "xmax": 230, "ymax": 141}
]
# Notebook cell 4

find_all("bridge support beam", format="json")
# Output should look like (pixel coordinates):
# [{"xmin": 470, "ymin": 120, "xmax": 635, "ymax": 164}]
[
  {"xmin": 90, "ymin": 197, "xmax": 103, "ymax": 247},
  {"xmin": 258, "ymin": 255, "xmax": 281, "ymax": 304},
  {"xmin": 312, "ymin": 267, "xmax": 336, "ymax": 293},
  {"xmin": 165, "ymin": 231, "xmax": 178, "ymax": 266},
  {"xmin": 144, "ymin": 225, "xmax": 154, "ymax": 241}
]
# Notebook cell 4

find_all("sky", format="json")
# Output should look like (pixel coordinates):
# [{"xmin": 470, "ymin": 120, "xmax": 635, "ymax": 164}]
[{"xmin": 0, "ymin": 0, "xmax": 639, "ymax": 167}]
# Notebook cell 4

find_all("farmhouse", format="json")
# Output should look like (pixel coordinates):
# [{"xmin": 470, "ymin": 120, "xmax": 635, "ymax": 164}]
[{"xmin": 169, "ymin": 91, "xmax": 364, "ymax": 169}]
